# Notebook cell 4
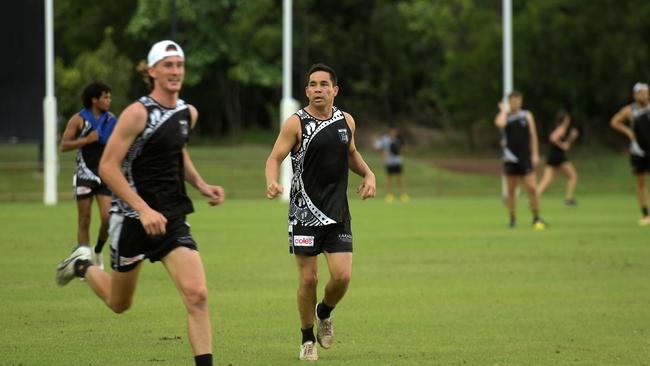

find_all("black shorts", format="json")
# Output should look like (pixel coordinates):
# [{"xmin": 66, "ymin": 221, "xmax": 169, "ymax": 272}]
[
  {"xmin": 289, "ymin": 222, "xmax": 352, "ymax": 256},
  {"xmin": 504, "ymin": 161, "xmax": 533, "ymax": 176},
  {"xmin": 386, "ymin": 164, "xmax": 403, "ymax": 175},
  {"xmin": 630, "ymin": 154, "xmax": 650, "ymax": 174},
  {"xmin": 546, "ymin": 148, "xmax": 568, "ymax": 167},
  {"xmin": 73, "ymin": 174, "xmax": 110, "ymax": 200},
  {"xmin": 109, "ymin": 214, "xmax": 198, "ymax": 272}
]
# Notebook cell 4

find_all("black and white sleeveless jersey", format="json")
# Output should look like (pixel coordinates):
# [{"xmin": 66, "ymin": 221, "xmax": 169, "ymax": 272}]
[
  {"xmin": 75, "ymin": 118, "xmax": 104, "ymax": 183},
  {"xmin": 289, "ymin": 107, "xmax": 351, "ymax": 227},
  {"xmin": 630, "ymin": 103, "xmax": 650, "ymax": 156},
  {"xmin": 502, "ymin": 110, "xmax": 531, "ymax": 163},
  {"xmin": 112, "ymin": 96, "xmax": 194, "ymax": 219}
]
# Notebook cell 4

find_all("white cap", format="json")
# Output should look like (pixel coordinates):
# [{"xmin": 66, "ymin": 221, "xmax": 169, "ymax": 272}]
[
  {"xmin": 633, "ymin": 82, "xmax": 649, "ymax": 92},
  {"xmin": 147, "ymin": 40, "xmax": 184, "ymax": 67}
]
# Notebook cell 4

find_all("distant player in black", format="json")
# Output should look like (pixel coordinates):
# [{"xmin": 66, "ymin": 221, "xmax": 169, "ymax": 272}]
[
  {"xmin": 55, "ymin": 40, "xmax": 224, "ymax": 366},
  {"xmin": 611, "ymin": 82, "xmax": 650, "ymax": 226},
  {"xmin": 59, "ymin": 81, "xmax": 116, "ymax": 269},
  {"xmin": 375, "ymin": 126, "xmax": 409, "ymax": 203},
  {"xmin": 495, "ymin": 90, "xmax": 546, "ymax": 229},
  {"xmin": 265, "ymin": 63, "xmax": 376, "ymax": 360},
  {"xmin": 537, "ymin": 110, "xmax": 579, "ymax": 206}
]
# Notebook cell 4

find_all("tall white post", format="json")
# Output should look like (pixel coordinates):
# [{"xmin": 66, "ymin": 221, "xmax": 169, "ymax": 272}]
[
  {"xmin": 44, "ymin": 0, "xmax": 58, "ymax": 205},
  {"xmin": 501, "ymin": 0, "xmax": 514, "ymax": 199},
  {"xmin": 281, "ymin": 0, "xmax": 299, "ymax": 202}
]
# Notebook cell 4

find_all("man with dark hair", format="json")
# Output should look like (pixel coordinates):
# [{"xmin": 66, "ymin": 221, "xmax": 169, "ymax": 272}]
[
  {"xmin": 55, "ymin": 40, "xmax": 224, "ymax": 366},
  {"xmin": 495, "ymin": 90, "xmax": 546, "ymax": 229},
  {"xmin": 266, "ymin": 63, "xmax": 376, "ymax": 360},
  {"xmin": 611, "ymin": 82, "xmax": 650, "ymax": 226},
  {"xmin": 59, "ymin": 81, "xmax": 116, "ymax": 269}
]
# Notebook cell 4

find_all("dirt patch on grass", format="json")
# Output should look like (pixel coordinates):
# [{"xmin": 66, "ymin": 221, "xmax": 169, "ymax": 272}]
[{"xmin": 432, "ymin": 158, "xmax": 502, "ymax": 176}]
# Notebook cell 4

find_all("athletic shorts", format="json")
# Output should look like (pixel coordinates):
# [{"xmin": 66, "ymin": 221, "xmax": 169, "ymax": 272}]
[
  {"xmin": 504, "ymin": 161, "xmax": 533, "ymax": 176},
  {"xmin": 289, "ymin": 222, "xmax": 352, "ymax": 256},
  {"xmin": 630, "ymin": 154, "xmax": 650, "ymax": 174},
  {"xmin": 73, "ymin": 174, "xmax": 110, "ymax": 200},
  {"xmin": 546, "ymin": 149, "xmax": 568, "ymax": 168},
  {"xmin": 109, "ymin": 214, "xmax": 198, "ymax": 272},
  {"xmin": 386, "ymin": 164, "xmax": 403, "ymax": 175}
]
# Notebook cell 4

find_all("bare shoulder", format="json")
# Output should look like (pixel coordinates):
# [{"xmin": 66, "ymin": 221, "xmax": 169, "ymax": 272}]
[
  {"xmin": 283, "ymin": 114, "xmax": 301, "ymax": 132},
  {"xmin": 343, "ymin": 111, "xmax": 356, "ymax": 130},
  {"xmin": 117, "ymin": 101, "xmax": 148, "ymax": 133},
  {"xmin": 187, "ymin": 104, "xmax": 199, "ymax": 128}
]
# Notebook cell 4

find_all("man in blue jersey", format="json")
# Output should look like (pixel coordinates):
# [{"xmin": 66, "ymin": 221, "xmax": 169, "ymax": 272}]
[
  {"xmin": 265, "ymin": 63, "xmax": 376, "ymax": 360},
  {"xmin": 611, "ymin": 82, "xmax": 650, "ymax": 226},
  {"xmin": 59, "ymin": 81, "xmax": 116, "ymax": 269},
  {"xmin": 55, "ymin": 40, "xmax": 224, "ymax": 366}
]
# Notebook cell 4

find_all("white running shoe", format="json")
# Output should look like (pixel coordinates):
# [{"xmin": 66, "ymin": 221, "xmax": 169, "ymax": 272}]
[
  {"xmin": 56, "ymin": 245, "xmax": 92, "ymax": 286},
  {"xmin": 299, "ymin": 341, "xmax": 318, "ymax": 360},
  {"xmin": 92, "ymin": 249, "xmax": 104, "ymax": 271},
  {"xmin": 316, "ymin": 304, "xmax": 334, "ymax": 349},
  {"xmin": 639, "ymin": 216, "xmax": 650, "ymax": 227}
]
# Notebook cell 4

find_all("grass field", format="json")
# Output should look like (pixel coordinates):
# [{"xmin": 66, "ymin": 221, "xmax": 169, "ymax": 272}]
[
  {"xmin": 1, "ymin": 194, "xmax": 649, "ymax": 365},
  {"xmin": 1, "ymin": 143, "xmax": 649, "ymax": 365}
]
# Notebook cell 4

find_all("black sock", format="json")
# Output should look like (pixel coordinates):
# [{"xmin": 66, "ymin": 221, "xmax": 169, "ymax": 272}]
[
  {"xmin": 317, "ymin": 301, "xmax": 334, "ymax": 319},
  {"xmin": 194, "ymin": 354, "xmax": 212, "ymax": 366},
  {"xmin": 95, "ymin": 238, "xmax": 106, "ymax": 253},
  {"xmin": 642, "ymin": 207, "xmax": 649, "ymax": 217},
  {"xmin": 301, "ymin": 326, "xmax": 316, "ymax": 344},
  {"xmin": 73, "ymin": 259, "xmax": 92, "ymax": 278},
  {"xmin": 532, "ymin": 210, "xmax": 540, "ymax": 221}
]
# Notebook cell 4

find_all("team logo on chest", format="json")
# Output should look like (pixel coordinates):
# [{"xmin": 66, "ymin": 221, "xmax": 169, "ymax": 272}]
[
  {"xmin": 179, "ymin": 120, "xmax": 189, "ymax": 137},
  {"xmin": 338, "ymin": 128, "xmax": 349, "ymax": 143}
]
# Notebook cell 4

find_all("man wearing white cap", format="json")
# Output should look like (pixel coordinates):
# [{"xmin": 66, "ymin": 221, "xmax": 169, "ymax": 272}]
[
  {"xmin": 611, "ymin": 82, "xmax": 650, "ymax": 226},
  {"xmin": 55, "ymin": 40, "xmax": 224, "ymax": 366}
]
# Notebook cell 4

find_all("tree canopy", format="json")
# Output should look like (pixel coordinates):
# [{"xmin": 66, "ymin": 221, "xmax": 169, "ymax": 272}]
[{"xmin": 54, "ymin": 0, "xmax": 650, "ymax": 148}]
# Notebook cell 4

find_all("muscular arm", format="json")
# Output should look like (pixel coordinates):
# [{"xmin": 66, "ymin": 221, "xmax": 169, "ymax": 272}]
[
  {"xmin": 59, "ymin": 114, "xmax": 97, "ymax": 152},
  {"xmin": 183, "ymin": 105, "xmax": 224, "ymax": 206},
  {"xmin": 265, "ymin": 115, "xmax": 301, "ymax": 199},
  {"xmin": 345, "ymin": 113, "xmax": 376, "ymax": 200},
  {"xmin": 99, "ymin": 102, "xmax": 168, "ymax": 235},
  {"xmin": 526, "ymin": 112, "xmax": 540, "ymax": 166},
  {"xmin": 611, "ymin": 106, "xmax": 635, "ymax": 141}
]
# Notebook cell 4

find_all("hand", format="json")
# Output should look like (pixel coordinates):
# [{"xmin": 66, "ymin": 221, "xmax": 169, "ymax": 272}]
[
  {"xmin": 86, "ymin": 130, "xmax": 99, "ymax": 144},
  {"xmin": 498, "ymin": 101, "xmax": 509, "ymax": 114},
  {"xmin": 266, "ymin": 182, "xmax": 284, "ymax": 199},
  {"xmin": 138, "ymin": 207, "xmax": 168, "ymax": 236},
  {"xmin": 532, "ymin": 154, "xmax": 540, "ymax": 167},
  {"xmin": 569, "ymin": 128, "xmax": 579, "ymax": 140},
  {"xmin": 357, "ymin": 173, "xmax": 376, "ymax": 200},
  {"xmin": 199, "ymin": 184, "xmax": 225, "ymax": 206}
]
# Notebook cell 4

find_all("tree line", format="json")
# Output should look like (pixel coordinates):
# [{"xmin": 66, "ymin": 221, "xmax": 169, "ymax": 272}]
[{"xmin": 54, "ymin": 0, "xmax": 650, "ymax": 149}]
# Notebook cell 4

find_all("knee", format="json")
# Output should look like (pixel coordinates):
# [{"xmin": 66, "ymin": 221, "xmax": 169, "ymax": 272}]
[
  {"xmin": 78, "ymin": 213, "xmax": 91, "ymax": 228},
  {"xmin": 299, "ymin": 272, "xmax": 318, "ymax": 289},
  {"xmin": 108, "ymin": 299, "xmax": 132, "ymax": 314},
  {"xmin": 331, "ymin": 271, "xmax": 351, "ymax": 287},
  {"xmin": 183, "ymin": 284, "xmax": 209, "ymax": 311}
]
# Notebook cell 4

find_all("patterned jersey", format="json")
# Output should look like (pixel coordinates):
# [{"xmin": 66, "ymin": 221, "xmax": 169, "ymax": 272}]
[
  {"xmin": 74, "ymin": 117, "xmax": 108, "ymax": 183},
  {"xmin": 289, "ymin": 107, "xmax": 351, "ymax": 226},
  {"xmin": 502, "ymin": 110, "xmax": 531, "ymax": 163},
  {"xmin": 112, "ymin": 96, "xmax": 194, "ymax": 219},
  {"xmin": 630, "ymin": 103, "xmax": 650, "ymax": 156}
]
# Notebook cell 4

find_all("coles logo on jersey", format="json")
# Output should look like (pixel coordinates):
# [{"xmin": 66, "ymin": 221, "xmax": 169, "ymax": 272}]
[
  {"xmin": 338, "ymin": 128, "xmax": 349, "ymax": 143},
  {"xmin": 179, "ymin": 120, "xmax": 189, "ymax": 138},
  {"xmin": 293, "ymin": 235, "xmax": 315, "ymax": 247}
]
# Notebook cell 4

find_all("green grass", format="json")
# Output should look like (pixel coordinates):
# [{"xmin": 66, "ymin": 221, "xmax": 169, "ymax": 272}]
[{"xmin": 1, "ymin": 194, "xmax": 649, "ymax": 365}]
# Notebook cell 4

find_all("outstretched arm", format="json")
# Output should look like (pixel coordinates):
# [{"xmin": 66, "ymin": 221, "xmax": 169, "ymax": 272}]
[
  {"xmin": 265, "ymin": 115, "xmax": 301, "ymax": 199},
  {"xmin": 345, "ymin": 113, "xmax": 376, "ymax": 200}
]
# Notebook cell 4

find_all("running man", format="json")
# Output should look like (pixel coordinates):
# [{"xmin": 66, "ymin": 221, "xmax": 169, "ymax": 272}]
[
  {"xmin": 55, "ymin": 40, "xmax": 224, "ymax": 366},
  {"xmin": 495, "ymin": 90, "xmax": 546, "ymax": 229},
  {"xmin": 59, "ymin": 81, "xmax": 116, "ymax": 269},
  {"xmin": 265, "ymin": 63, "xmax": 376, "ymax": 360},
  {"xmin": 537, "ymin": 110, "xmax": 579, "ymax": 206},
  {"xmin": 611, "ymin": 82, "xmax": 650, "ymax": 226},
  {"xmin": 375, "ymin": 125, "xmax": 409, "ymax": 203}
]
